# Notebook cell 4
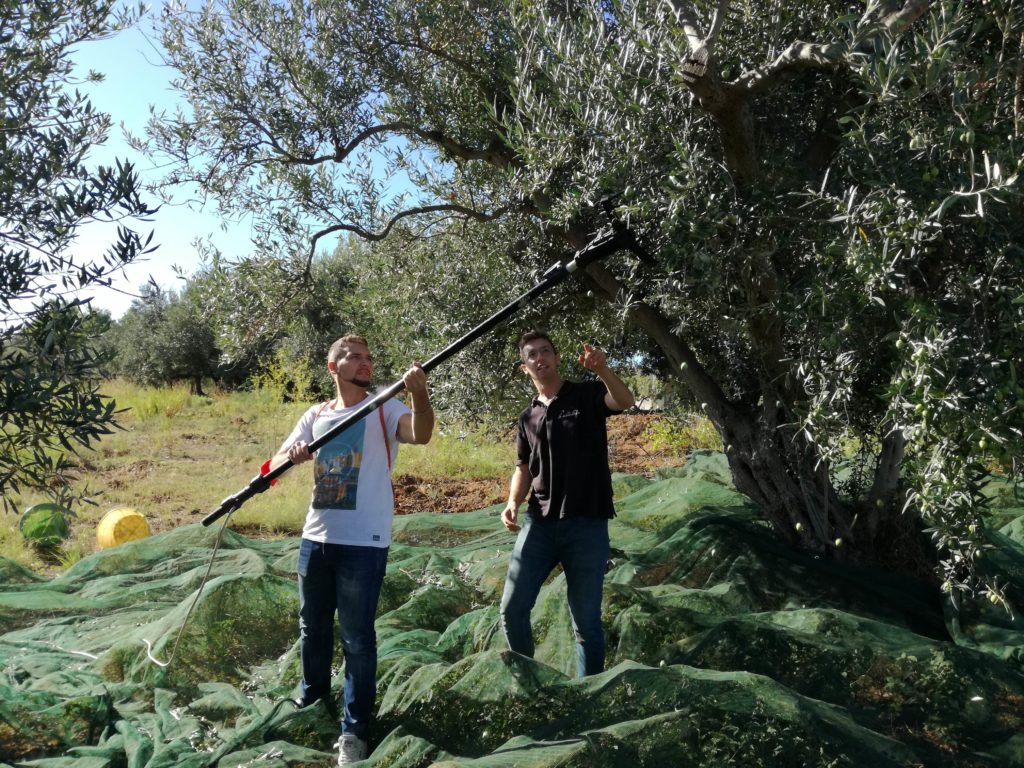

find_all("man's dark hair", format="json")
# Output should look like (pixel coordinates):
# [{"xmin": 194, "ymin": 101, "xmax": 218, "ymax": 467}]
[
  {"xmin": 328, "ymin": 334, "xmax": 369, "ymax": 364},
  {"xmin": 517, "ymin": 330, "xmax": 557, "ymax": 359}
]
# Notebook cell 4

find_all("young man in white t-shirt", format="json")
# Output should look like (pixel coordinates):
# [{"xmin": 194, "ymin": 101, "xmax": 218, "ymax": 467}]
[{"xmin": 268, "ymin": 334, "xmax": 433, "ymax": 766}]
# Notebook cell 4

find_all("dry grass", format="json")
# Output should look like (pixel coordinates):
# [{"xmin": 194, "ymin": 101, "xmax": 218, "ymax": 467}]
[
  {"xmin": 3, "ymin": 382, "xmax": 711, "ymax": 575},
  {"xmin": 2, "ymin": 380, "xmax": 514, "ymax": 573}
]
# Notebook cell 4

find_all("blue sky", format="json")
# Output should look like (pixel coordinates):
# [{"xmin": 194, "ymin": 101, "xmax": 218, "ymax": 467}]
[
  {"xmin": 72, "ymin": 9, "xmax": 254, "ymax": 318},
  {"xmin": 73, "ymin": 5, "xmax": 425, "ymax": 319}
]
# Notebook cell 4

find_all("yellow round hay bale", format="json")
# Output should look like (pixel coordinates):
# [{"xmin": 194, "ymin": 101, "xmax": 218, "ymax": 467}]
[{"xmin": 96, "ymin": 507, "xmax": 150, "ymax": 549}]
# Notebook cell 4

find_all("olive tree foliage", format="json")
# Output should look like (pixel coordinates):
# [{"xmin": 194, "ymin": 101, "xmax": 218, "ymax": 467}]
[
  {"xmin": 0, "ymin": 0, "xmax": 155, "ymax": 513},
  {"xmin": 181, "ymin": 244, "xmax": 323, "ymax": 388},
  {"xmin": 106, "ymin": 282, "xmax": 218, "ymax": 394},
  {"xmin": 178, "ymin": 239, "xmax": 362, "ymax": 396},
  {"xmin": 337, "ymin": 218, "xmax": 642, "ymax": 427},
  {"xmin": 149, "ymin": 0, "xmax": 1024, "ymax": 596}
]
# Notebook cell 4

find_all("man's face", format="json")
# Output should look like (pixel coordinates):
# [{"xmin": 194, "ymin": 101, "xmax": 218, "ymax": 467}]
[
  {"xmin": 329, "ymin": 342, "xmax": 374, "ymax": 388},
  {"xmin": 520, "ymin": 339, "xmax": 560, "ymax": 383}
]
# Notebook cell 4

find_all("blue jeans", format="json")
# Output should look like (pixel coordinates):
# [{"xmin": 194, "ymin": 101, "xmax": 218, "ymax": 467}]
[
  {"xmin": 297, "ymin": 538, "xmax": 388, "ymax": 740},
  {"xmin": 499, "ymin": 516, "xmax": 610, "ymax": 677}
]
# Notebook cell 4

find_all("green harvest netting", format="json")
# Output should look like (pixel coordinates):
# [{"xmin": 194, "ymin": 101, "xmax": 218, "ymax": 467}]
[{"xmin": 2, "ymin": 451, "xmax": 1024, "ymax": 767}]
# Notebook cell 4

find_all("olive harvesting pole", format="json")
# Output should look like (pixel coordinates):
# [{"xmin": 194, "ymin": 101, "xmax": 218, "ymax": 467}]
[{"xmin": 200, "ymin": 228, "xmax": 627, "ymax": 527}]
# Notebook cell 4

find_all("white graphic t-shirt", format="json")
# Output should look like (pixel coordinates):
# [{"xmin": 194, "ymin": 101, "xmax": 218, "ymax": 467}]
[{"xmin": 278, "ymin": 396, "xmax": 408, "ymax": 547}]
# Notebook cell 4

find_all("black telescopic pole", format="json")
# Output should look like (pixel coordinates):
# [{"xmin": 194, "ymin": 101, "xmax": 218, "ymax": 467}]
[{"xmin": 200, "ymin": 227, "xmax": 624, "ymax": 527}]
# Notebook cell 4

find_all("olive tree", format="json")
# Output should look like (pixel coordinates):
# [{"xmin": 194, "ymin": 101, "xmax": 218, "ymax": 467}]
[
  {"xmin": 106, "ymin": 282, "xmax": 219, "ymax": 393},
  {"xmin": 179, "ymin": 239, "xmax": 360, "ymax": 395},
  {"xmin": 148, "ymin": 0, "xmax": 1023, "ymax": 598},
  {"xmin": 1, "ymin": 0, "xmax": 154, "ymax": 512}
]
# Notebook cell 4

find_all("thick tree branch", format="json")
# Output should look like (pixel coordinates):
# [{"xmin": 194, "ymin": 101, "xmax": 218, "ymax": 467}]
[
  {"xmin": 705, "ymin": 0, "xmax": 732, "ymax": 48},
  {"xmin": 664, "ymin": 0, "xmax": 741, "ymax": 56},
  {"xmin": 561, "ymin": 224, "xmax": 735, "ymax": 428},
  {"xmin": 258, "ymin": 119, "xmax": 517, "ymax": 172},
  {"xmin": 736, "ymin": 41, "xmax": 847, "ymax": 97},
  {"xmin": 880, "ymin": 0, "xmax": 931, "ymax": 34},
  {"xmin": 665, "ymin": 0, "xmax": 705, "ymax": 53},
  {"xmin": 868, "ymin": 428, "xmax": 905, "ymax": 509},
  {"xmin": 411, "ymin": 126, "xmax": 519, "ymax": 169},
  {"xmin": 675, "ymin": 0, "xmax": 932, "ymax": 180},
  {"xmin": 1015, "ymin": 30, "xmax": 1024, "ymax": 137},
  {"xmin": 332, "ymin": 123, "xmax": 409, "ymax": 163},
  {"xmin": 734, "ymin": 1, "xmax": 931, "ymax": 98},
  {"xmin": 306, "ymin": 201, "xmax": 515, "ymax": 265}
]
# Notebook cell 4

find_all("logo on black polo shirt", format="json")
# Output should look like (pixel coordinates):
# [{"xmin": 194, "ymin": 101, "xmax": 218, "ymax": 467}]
[{"xmin": 558, "ymin": 409, "xmax": 580, "ymax": 419}]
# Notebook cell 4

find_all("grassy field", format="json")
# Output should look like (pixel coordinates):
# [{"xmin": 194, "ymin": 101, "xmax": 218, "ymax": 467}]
[{"xmin": 2, "ymin": 380, "xmax": 517, "ymax": 572}]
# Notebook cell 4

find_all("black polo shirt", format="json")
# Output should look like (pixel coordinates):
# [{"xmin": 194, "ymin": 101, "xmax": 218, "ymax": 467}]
[{"xmin": 516, "ymin": 379, "xmax": 619, "ymax": 521}]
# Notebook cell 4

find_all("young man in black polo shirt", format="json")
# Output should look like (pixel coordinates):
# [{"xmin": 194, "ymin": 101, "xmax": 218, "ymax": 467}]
[{"xmin": 499, "ymin": 330, "xmax": 635, "ymax": 676}]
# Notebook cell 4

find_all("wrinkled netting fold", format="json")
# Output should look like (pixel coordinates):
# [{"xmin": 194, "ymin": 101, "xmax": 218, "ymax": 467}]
[{"xmin": 2, "ymin": 452, "xmax": 1023, "ymax": 766}]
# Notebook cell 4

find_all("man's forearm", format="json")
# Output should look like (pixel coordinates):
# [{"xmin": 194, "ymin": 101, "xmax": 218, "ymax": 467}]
[
  {"xmin": 507, "ymin": 464, "xmax": 531, "ymax": 506},
  {"xmin": 408, "ymin": 391, "xmax": 434, "ymax": 444},
  {"xmin": 597, "ymin": 366, "xmax": 636, "ymax": 411},
  {"xmin": 268, "ymin": 451, "xmax": 291, "ymax": 472}
]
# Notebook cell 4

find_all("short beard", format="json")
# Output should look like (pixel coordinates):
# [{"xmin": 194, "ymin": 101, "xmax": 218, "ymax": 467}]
[{"xmin": 351, "ymin": 377, "xmax": 372, "ymax": 388}]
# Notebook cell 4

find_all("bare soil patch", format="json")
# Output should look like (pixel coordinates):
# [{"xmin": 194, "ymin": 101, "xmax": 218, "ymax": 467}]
[{"xmin": 393, "ymin": 414, "xmax": 680, "ymax": 514}]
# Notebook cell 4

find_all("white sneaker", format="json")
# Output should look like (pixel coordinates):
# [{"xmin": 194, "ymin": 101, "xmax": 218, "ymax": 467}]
[{"xmin": 336, "ymin": 733, "xmax": 368, "ymax": 766}]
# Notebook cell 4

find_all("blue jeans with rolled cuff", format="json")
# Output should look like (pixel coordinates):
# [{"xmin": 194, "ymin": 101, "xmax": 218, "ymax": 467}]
[
  {"xmin": 499, "ymin": 516, "xmax": 610, "ymax": 677},
  {"xmin": 297, "ymin": 538, "xmax": 388, "ymax": 740}
]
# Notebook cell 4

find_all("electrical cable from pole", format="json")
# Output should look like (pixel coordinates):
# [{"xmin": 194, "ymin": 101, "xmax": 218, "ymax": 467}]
[{"xmin": 142, "ymin": 508, "xmax": 235, "ymax": 670}]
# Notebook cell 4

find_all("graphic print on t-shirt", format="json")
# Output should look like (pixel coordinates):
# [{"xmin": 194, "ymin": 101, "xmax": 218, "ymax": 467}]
[{"xmin": 312, "ymin": 419, "xmax": 366, "ymax": 509}]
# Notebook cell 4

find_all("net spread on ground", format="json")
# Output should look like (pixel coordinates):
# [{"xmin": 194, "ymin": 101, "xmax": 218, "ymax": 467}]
[{"xmin": 2, "ymin": 451, "xmax": 1023, "ymax": 766}]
